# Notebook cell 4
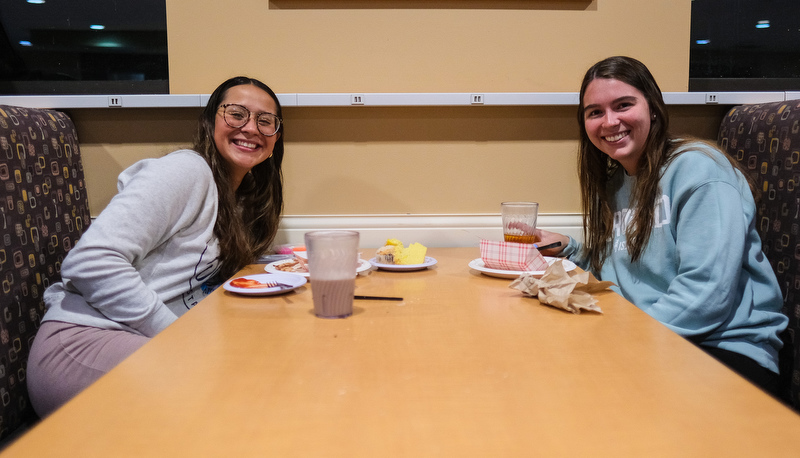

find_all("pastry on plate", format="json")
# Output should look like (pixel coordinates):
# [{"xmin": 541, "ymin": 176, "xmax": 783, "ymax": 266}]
[{"xmin": 375, "ymin": 239, "xmax": 427, "ymax": 265}]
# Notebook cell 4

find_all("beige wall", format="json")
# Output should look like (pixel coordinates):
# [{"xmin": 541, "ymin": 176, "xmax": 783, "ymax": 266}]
[
  {"xmin": 74, "ymin": 0, "xmax": 708, "ymax": 218},
  {"xmin": 167, "ymin": 0, "xmax": 689, "ymax": 93}
]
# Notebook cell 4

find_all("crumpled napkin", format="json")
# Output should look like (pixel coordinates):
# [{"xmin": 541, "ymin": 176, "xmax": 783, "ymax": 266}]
[
  {"xmin": 509, "ymin": 259, "xmax": 614, "ymax": 314},
  {"xmin": 480, "ymin": 239, "xmax": 549, "ymax": 271}
]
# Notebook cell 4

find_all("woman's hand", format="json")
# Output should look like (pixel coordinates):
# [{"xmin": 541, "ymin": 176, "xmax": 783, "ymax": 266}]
[{"xmin": 534, "ymin": 229, "xmax": 570, "ymax": 256}]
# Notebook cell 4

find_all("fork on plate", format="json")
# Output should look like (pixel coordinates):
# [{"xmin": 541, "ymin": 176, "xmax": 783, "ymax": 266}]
[{"xmin": 262, "ymin": 281, "xmax": 293, "ymax": 289}]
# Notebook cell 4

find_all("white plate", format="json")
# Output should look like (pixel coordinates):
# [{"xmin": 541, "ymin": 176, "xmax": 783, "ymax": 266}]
[
  {"xmin": 264, "ymin": 258, "xmax": 372, "ymax": 278},
  {"xmin": 369, "ymin": 256, "xmax": 438, "ymax": 271},
  {"xmin": 468, "ymin": 257, "xmax": 577, "ymax": 279},
  {"xmin": 223, "ymin": 273, "xmax": 307, "ymax": 296}
]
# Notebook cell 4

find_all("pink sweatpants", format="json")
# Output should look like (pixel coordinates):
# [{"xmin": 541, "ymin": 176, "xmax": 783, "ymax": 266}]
[{"xmin": 26, "ymin": 320, "xmax": 149, "ymax": 418}]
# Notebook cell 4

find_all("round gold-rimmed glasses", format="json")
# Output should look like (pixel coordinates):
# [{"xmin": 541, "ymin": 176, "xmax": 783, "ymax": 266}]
[{"xmin": 219, "ymin": 103, "xmax": 282, "ymax": 136}]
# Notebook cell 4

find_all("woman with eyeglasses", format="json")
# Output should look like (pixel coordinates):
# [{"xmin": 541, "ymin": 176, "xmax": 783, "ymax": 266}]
[
  {"xmin": 27, "ymin": 76, "xmax": 285, "ymax": 417},
  {"xmin": 534, "ymin": 56, "xmax": 787, "ymax": 397}
]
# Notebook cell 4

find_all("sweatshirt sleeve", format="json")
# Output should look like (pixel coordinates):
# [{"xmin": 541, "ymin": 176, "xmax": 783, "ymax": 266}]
[
  {"xmin": 59, "ymin": 151, "xmax": 215, "ymax": 337},
  {"xmin": 643, "ymin": 156, "xmax": 750, "ymax": 338},
  {"xmin": 561, "ymin": 236, "xmax": 590, "ymax": 271}
]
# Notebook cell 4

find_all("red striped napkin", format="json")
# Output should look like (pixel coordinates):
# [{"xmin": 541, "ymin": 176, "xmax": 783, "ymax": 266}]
[{"xmin": 480, "ymin": 239, "xmax": 549, "ymax": 271}]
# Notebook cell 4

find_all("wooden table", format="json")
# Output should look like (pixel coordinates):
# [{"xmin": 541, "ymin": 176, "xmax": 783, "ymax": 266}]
[{"xmin": 4, "ymin": 247, "xmax": 800, "ymax": 456}]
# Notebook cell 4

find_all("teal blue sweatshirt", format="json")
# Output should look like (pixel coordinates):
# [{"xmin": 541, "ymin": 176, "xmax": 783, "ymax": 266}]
[{"xmin": 562, "ymin": 142, "xmax": 787, "ymax": 373}]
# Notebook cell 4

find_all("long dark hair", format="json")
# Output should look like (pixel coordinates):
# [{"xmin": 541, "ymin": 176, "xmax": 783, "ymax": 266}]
[
  {"xmin": 576, "ymin": 56, "xmax": 671, "ymax": 272},
  {"xmin": 193, "ymin": 76, "xmax": 284, "ymax": 280}
]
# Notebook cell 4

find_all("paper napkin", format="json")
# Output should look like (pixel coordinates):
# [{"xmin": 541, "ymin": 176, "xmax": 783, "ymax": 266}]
[
  {"xmin": 479, "ymin": 239, "xmax": 549, "ymax": 271},
  {"xmin": 509, "ymin": 259, "xmax": 614, "ymax": 314}
]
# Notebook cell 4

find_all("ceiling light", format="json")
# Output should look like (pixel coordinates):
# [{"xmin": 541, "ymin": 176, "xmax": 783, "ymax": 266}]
[
  {"xmin": 19, "ymin": 40, "xmax": 32, "ymax": 46},
  {"xmin": 696, "ymin": 39, "xmax": 711, "ymax": 45},
  {"xmin": 93, "ymin": 41, "xmax": 122, "ymax": 48},
  {"xmin": 26, "ymin": 0, "xmax": 45, "ymax": 4},
  {"xmin": 90, "ymin": 25, "xmax": 105, "ymax": 30},
  {"xmin": 756, "ymin": 20, "xmax": 770, "ymax": 29}
]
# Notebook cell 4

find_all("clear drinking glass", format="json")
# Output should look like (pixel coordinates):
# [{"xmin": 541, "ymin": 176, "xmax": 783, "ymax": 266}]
[
  {"xmin": 304, "ymin": 230, "xmax": 360, "ymax": 318},
  {"xmin": 501, "ymin": 202, "xmax": 540, "ymax": 244}
]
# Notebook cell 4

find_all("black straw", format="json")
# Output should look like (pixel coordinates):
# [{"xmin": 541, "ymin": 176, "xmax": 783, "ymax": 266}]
[{"xmin": 354, "ymin": 295, "xmax": 404, "ymax": 301}]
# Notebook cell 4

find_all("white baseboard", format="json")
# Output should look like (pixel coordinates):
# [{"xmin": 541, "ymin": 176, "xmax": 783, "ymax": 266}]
[{"xmin": 274, "ymin": 213, "xmax": 583, "ymax": 248}]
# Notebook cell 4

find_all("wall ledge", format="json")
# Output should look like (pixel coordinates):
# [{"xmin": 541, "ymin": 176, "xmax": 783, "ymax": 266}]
[
  {"xmin": 274, "ymin": 212, "xmax": 583, "ymax": 248},
  {"xmin": 0, "ymin": 92, "xmax": 792, "ymax": 110}
]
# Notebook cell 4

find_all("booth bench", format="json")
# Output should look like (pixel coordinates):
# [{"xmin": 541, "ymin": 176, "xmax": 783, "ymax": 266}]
[
  {"xmin": 719, "ymin": 99, "xmax": 800, "ymax": 410},
  {"xmin": 0, "ymin": 105, "xmax": 91, "ymax": 443}
]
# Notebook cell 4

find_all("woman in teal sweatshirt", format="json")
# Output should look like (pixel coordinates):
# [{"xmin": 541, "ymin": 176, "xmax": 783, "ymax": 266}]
[{"xmin": 537, "ymin": 56, "xmax": 787, "ymax": 397}]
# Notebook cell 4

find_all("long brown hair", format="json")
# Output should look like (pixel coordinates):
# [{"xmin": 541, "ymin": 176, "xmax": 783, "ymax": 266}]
[
  {"xmin": 577, "ymin": 56, "xmax": 673, "ymax": 272},
  {"xmin": 193, "ymin": 76, "xmax": 284, "ymax": 280}
]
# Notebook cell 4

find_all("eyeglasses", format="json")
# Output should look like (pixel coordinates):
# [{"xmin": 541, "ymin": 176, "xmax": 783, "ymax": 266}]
[{"xmin": 218, "ymin": 103, "xmax": 282, "ymax": 136}]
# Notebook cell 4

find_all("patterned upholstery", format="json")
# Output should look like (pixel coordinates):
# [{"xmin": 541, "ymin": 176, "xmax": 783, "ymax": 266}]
[
  {"xmin": 0, "ymin": 106, "xmax": 90, "ymax": 440},
  {"xmin": 718, "ymin": 100, "xmax": 800, "ymax": 410}
]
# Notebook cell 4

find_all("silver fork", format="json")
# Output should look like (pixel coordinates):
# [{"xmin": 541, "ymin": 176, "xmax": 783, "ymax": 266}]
[{"xmin": 262, "ymin": 281, "xmax": 293, "ymax": 289}]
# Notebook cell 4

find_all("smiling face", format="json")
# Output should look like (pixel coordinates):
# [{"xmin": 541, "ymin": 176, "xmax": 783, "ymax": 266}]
[
  {"xmin": 213, "ymin": 84, "xmax": 281, "ymax": 188},
  {"xmin": 581, "ymin": 78, "xmax": 652, "ymax": 175}
]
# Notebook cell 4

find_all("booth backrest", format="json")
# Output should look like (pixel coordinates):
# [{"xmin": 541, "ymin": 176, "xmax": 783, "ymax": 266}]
[
  {"xmin": 718, "ymin": 100, "xmax": 800, "ymax": 409},
  {"xmin": 0, "ymin": 105, "xmax": 91, "ymax": 441}
]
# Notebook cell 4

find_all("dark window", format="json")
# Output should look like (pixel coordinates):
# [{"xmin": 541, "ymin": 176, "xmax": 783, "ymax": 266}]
[
  {"xmin": 0, "ymin": 0, "xmax": 168, "ymax": 95},
  {"xmin": 690, "ymin": 0, "xmax": 800, "ymax": 91}
]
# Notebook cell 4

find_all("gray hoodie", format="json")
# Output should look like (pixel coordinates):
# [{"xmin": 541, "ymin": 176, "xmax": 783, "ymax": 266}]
[{"xmin": 42, "ymin": 150, "xmax": 221, "ymax": 337}]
